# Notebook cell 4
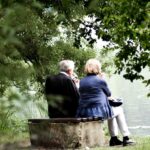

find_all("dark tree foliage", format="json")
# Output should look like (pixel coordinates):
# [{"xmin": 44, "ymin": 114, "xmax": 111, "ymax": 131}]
[
  {"xmin": 47, "ymin": 0, "xmax": 150, "ymax": 96},
  {"xmin": 0, "ymin": 0, "xmax": 95, "ymax": 96},
  {"xmin": 0, "ymin": 0, "xmax": 149, "ymax": 97}
]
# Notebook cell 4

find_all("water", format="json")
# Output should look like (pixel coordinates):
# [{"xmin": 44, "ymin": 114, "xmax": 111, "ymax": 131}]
[{"xmin": 108, "ymin": 74, "xmax": 150, "ymax": 136}]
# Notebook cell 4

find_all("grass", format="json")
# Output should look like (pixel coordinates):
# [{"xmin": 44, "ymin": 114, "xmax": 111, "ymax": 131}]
[
  {"xmin": 0, "ymin": 120, "xmax": 150, "ymax": 150},
  {"xmin": 94, "ymin": 136, "xmax": 150, "ymax": 150},
  {"xmin": 0, "ymin": 132, "xmax": 150, "ymax": 150},
  {"xmin": 0, "ymin": 131, "xmax": 29, "ymax": 144},
  {"xmin": 0, "ymin": 132, "xmax": 30, "ymax": 150}
]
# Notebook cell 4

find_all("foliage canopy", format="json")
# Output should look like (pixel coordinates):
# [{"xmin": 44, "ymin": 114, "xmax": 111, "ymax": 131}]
[
  {"xmin": 0, "ymin": 0, "xmax": 149, "ymax": 98},
  {"xmin": 48, "ymin": 0, "xmax": 150, "ymax": 96}
]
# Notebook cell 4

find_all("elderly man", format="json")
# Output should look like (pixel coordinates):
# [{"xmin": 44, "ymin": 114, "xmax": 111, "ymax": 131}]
[{"xmin": 45, "ymin": 60, "xmax": 79, "ymax": 118}]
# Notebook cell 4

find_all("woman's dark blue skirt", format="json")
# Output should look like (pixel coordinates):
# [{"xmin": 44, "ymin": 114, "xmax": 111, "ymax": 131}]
[{"xmin": 76, "ymin": 104, "xmax": 113, "ymax": 119}]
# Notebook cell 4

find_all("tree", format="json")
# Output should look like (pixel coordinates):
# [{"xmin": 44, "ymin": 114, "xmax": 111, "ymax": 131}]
[
  {"xmin": 0, "ymin": 0, "xmax": 95, "ymax": 95},
  {"xmin": 47, "ymin": 0, "xmax": 150, "ymax": 96},
  {"xmin": 0, "ymin": 0, "xmax": 149, "ymax": 134},
  {"xmin": 0, "ymin": 0, "xmax": 95, "ymax": 123},
  {"xmin": 0, "ymin": 0, "xmax": 149, "ymax": 99}
]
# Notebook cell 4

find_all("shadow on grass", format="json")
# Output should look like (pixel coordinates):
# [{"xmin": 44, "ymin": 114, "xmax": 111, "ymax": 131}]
[{"xmin": 0, "ymin": 140, "xmax": 33, "ymax": 150}]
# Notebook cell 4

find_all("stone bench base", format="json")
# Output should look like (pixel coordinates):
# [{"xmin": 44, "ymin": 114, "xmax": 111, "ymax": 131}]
[{"xmin": 28, "ymin": 118, "xmax": 104, "ymax": 149}]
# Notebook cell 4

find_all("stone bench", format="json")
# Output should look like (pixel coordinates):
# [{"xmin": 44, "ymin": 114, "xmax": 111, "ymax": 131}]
[{"xmin": 28, "ymin": 117, "xmax": 104, "ymax": 149}]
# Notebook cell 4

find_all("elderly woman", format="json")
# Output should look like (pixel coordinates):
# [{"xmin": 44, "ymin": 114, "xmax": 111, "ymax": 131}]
[{"xmin": 76, "ymin": 58, "xmax": 135, "ymax": 147}]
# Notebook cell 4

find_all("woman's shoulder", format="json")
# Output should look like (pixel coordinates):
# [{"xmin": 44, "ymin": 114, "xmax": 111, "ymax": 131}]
[{"xmin": 90, "ymin": 75, "xmax": 108, "ymax": 85}]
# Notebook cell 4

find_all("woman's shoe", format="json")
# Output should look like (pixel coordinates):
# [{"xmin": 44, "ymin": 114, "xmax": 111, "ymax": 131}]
[
  {"xmin": 109, "ymin": 136, "xmax": 123, "ymax": 146},
  {"xmin": 123, "ymin": 136, "xmax": 136, "ymax": 146}
]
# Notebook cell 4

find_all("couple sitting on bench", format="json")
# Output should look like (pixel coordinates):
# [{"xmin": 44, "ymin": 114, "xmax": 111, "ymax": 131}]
[{"xmin": 45, "ymin": 59, "xmax": 135, "ymax": 147}]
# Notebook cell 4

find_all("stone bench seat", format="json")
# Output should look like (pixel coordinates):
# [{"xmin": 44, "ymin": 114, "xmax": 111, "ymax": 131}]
[
  {"xmin": 28, "ymin": 117, "xmax": 105, "ymax": 149},
  {"xmin": 28, "ymin": 117, "xmax": 103, "ymax": 123}
]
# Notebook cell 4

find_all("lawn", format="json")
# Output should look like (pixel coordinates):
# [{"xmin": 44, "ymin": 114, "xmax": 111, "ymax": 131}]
[
  {"xmin": 94, "ymin": 136, "xmax": 150, "ymax": 150},
  {"xmin": 0, "ymin": 132, "xmax": 150, "ymax": 150}
]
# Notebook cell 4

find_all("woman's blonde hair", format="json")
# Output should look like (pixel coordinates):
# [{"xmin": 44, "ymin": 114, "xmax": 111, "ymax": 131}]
[{"xmin": 84, "ymin": 59, "xmax": 101, "ymax": 74}]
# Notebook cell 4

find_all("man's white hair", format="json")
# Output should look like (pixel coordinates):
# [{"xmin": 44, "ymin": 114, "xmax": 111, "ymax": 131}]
[{"xmin": 59, "ymin": 60, "xmax": 75, "ymax": 72}]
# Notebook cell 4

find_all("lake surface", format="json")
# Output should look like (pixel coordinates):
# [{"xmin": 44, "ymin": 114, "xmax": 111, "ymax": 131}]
[{"xmin": 108, "ymin": 74, "xmax": 150, "ymax": 136}]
